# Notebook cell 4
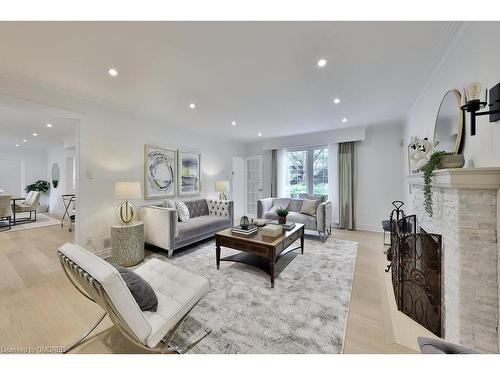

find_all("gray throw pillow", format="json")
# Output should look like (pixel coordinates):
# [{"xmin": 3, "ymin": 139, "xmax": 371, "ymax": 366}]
[
  {"xmin": 175, "ymin": 200, "xmax": 190, "ymax": 222},
  {"xmin": 305, "ymin": 194, "xmax": 327, "ymax": 203},
  {"xmin": 271, "ymin": 198, "xmax": 291, "ymax": 211},
  {"xmin": 300, "ymin": 199, "xmax": 320, "ymax": 217},
  {"xmin": 113, "ymin": 264, "xmax": 158, "ymax": 312}
]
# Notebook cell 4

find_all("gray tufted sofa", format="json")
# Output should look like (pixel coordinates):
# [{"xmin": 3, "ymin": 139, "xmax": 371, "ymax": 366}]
[
  {"xmin": 141, "ymin": 198, "xmax": 233, "ymax": 258},
  {"xmin": 257, "ymin": 196, "xmax": 332, "ymax": 242}
]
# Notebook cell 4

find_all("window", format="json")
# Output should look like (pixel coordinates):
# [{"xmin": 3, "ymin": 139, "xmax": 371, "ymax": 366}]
[{"xmin": 284, "ymin": 146, "xmax": 328, "ymax": 198}]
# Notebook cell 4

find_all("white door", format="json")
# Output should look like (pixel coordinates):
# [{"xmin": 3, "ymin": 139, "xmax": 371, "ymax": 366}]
[
  {"xmin": 232, "ymin": 156, "xmax": 245, "ymax": 218},
  {"xmin": 0, "ymin": 159, "xmax": 23, "ymax": 196},
  {"xmin": 245, "ymin": 155, "xmax": 263, "ymax": 217}
]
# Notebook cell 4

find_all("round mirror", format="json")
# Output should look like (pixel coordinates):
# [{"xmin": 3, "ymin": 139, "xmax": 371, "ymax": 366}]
[
  {"xmin": 434, "ymin": 89, "xmax": 464, "ymax": 154},
  {"xmin": 52, "ymin": 163, "xmax": 60, "ymax": 188}
]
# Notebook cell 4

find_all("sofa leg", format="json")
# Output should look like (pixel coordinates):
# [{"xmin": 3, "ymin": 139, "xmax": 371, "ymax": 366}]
[{"xmin": 167, "ymin": 249, "xmax": 174, "ymax": 258}]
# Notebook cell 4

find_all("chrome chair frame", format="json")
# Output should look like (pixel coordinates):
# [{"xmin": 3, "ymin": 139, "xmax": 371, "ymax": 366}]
[{"xmin": 58, "ymin": 251, "xmax": 210, "ymax": 354}]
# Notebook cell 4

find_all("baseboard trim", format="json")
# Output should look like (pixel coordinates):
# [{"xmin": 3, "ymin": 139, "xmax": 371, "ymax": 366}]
[{"xmin": 356, "ymin": 224, "xmax": 383, "ymax": 233}]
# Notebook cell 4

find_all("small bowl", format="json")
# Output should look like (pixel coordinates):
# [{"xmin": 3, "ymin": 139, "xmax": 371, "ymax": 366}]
[{"xmin": 252, "ymin": 219, "xmax": 268, "ymax": 227}]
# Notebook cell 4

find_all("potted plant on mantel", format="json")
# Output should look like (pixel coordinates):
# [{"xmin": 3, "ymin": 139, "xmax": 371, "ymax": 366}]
[
  {"xmin": 275, "ymin": 207, "xmax": 288, "ymax": 224},
  {"xmin": 25, "ymin": 180, "xmax": 50, "ymax": 212}
]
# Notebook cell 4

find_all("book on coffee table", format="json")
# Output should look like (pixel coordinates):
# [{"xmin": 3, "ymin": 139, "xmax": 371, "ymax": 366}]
[
  {"xmin": 231, "ymin": 225, "xmax": 258, "ymax": 236},
  {"xmin": 269, "ymin": 221, "xmax": 296, "ymax": 231}
]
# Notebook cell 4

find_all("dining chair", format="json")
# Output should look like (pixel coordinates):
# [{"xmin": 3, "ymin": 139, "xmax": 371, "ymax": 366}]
[{"xmin": 0, "ymin": 195, "xmax": 13, "ymax": 231}]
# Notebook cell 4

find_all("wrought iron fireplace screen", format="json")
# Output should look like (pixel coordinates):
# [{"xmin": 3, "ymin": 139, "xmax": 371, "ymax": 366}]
[{"xmin": 390, "ymin": 216, "xmax": 442, "ymax": 337}]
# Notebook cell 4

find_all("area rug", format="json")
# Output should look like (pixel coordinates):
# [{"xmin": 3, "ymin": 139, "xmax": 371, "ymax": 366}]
[
  {"xmin": 0, "ymin": 212, "xmax": 61, "ymax": 232},
  {"xmin": 147, "ymin": 235, "xmax": 358, "ymax": 354}
]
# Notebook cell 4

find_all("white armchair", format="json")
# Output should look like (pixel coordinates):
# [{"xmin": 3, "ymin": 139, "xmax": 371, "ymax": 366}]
[
  {"xmin": 14, "ymin": 191, "xmax": 40, "ymax": 222},
  {"xmin": 58, "ymin": 243, "xmax": 211, "ymax": 353}
]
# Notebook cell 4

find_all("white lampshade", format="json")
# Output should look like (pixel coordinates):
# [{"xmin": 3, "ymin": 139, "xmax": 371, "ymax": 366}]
[
  {"xmin": 215, "ymin": 180, "xmax": 230, "ymax": 193},
  {"xmin": 114, "ymin": 181, "xmax": 142, "ymax": 200}
]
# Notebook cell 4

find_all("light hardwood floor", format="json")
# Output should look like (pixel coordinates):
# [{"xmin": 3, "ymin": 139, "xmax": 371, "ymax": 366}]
[{"xmin": 0, "ymin": 225, "xmax": 414, "ymax": 354}]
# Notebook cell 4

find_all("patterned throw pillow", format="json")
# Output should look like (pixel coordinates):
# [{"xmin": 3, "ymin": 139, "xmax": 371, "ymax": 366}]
[{"xmin": 175, "ymin": 201, "xmax": 190, "ymax": 222}]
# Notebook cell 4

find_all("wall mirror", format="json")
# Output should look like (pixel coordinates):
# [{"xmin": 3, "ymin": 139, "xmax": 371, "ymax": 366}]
[
  {"xmin": 52, "ymin": 163, "xmax": 60, "ymax": 188},
  {"xmin": 434, "ymin": 89, "xmax": 464, "ymax": 154}
]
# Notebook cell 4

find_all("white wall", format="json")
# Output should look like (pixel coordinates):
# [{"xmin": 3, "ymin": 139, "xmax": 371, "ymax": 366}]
[
  {"xmin": 47, "ymin": 145, "xmax": 75, "ymax": 216},
  {"xmin": 404, "ymin": 22, "xmax": 500, "ymax": 193},
  {"xmin": 356, "ymin": 123, "xmax": 405, "ymax": 231},
  {"xmin": 0, "ymin": 75, "xmax": 246, "ymax": 251},
  {"xmin": 0, "ymin": 145, "xmax": 48, "ymax": 198}
]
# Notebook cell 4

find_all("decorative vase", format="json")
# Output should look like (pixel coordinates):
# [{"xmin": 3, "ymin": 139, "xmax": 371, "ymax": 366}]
[
  {"xmin": 278, "ymin": 216, "xmax": 287, "ymax": 224},
  {"xmin": 240, "ymin": 216, "xmax": 250, "ymax": 229}
]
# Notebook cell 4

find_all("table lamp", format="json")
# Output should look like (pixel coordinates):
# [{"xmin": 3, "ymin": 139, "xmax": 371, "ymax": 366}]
[
  {"xmin": 215, "ymin": 180, "xmax": 230, "ymax": 200},
  {"xmin": 114, "ymin": 181, "xmax": 142, "ymax": 224}
]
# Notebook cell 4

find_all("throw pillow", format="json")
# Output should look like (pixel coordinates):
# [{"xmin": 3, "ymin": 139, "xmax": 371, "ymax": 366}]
[
  {"xmin": 175, "ymin": 200, "xmax": 190, "ymax": 222},
  {"xmin": 113, "ymin": 264, "xmax": 158, "ymax": 312},
  {"xmin": 305, "ymin": 194, "xmax": 327, "ymax": 203},
  {"xmin": 163, "ymin": 199, "xmax": 176, "ymax": 209},
  {"xmin": 300, "ymin": 199, "xmax": 320, "ymax": 217},
  {"xmin": 271, "ymin": 198, "xmax": 291, "ymax": 211}
]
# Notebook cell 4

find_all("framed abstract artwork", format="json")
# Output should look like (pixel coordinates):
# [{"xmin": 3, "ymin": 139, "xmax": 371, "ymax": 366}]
[
  {"xmin": 144, "ymin": 144, "xmax": 176, "ymax": 199},
  {"xmin": 178, "ymin": 151, "xmax": 201, "ymax": 196}
]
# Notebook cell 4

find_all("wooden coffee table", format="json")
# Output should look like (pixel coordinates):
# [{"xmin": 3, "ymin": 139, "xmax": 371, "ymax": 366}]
[{"xmin": 215, "ymin": 223, "xmax": 305, "ymax": 288}]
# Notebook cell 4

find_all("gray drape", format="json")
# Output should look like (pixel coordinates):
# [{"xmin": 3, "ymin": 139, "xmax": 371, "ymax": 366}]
[
  {"xmin": 338, "ymin": 142, "xmax": 355, "ymax": 230},
  {"xmin": 271, "ymin": 149, "xmax": 278, "ymax": 198}
]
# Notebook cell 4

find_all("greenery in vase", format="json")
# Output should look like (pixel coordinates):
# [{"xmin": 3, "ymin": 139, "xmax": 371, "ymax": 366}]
[
  {"xmin": 275, "ymin": 207, "xmax": 289, "ymax": 217},
  {"xmin": 25, "ymin": 180, "xmax": 50, "ymax": 193},
  {"xmin": 421, "ymin": 151, "xmax": 451, "ymax": 217}
]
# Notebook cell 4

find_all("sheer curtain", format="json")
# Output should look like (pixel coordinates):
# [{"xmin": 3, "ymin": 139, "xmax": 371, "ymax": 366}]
[
  {"xmin": 338, "ymin": 142, "xmax": 355, "ymax": 230},
  {"xmin": 276, "ymin": 149, "xmax": 287, "ymax": 198}
]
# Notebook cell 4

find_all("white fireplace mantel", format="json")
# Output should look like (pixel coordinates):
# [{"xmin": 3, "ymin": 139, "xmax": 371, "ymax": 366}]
[{"xmin": 407, "ymin": 167, "xmax": 500, "ymax": 189}]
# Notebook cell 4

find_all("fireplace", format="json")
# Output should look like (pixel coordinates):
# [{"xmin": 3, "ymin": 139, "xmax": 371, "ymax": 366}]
[
  {"xmin": 407, "ymin": 167, "xmax": 500, "ymax": 353},
  {"xmin": 389, "ymin": 215, "xmax": 443, "ymax": 336}
]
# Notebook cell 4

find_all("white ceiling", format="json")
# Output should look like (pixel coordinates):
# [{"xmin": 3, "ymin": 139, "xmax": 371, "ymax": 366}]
[
  {"xmin": 0, "ymin": 104, "xmax": 76, "ymax": 151},
  {"xmin": 0, "ymin": 22, "xmax": 462, "ymax": 141}
]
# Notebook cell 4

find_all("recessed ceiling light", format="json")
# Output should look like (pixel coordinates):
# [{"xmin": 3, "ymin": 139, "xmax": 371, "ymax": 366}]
[
  {"xmin": 108, "ymin": 68, "xmax": 118, "ymax": 77},
  {"xmin": 317, "ymin": 59, "xmax": 327, "ymax": 67},
  {"xmin": 334, "ymin": 98, "xmax": 341, "ymax": 104},
  {"xmin": 231, "ymin": 121, "xmax": 237, "ymax": 126},
  {"xmin": 258, "ymin": 132, "xmax": 262, "ymax": 137},
  {"xmin": 46, "ymin": 123, "xmax": 53, "ymax": 128},
  {"xmin": 32, "ymin": 133, "xmax": 38, "ymax": 136},
  {"xmin": 342, "ymin": 118, "xmax": 348, "ymax": 123},
  {"xmin": 189, "ymin": 103, "xmax": 196, "ymax": 109},
  {"xmin": 22, "ymin": 139, "xmax": 27, "ymax": 142},
  {"xmin": 15, "ymin": 144, "xmax": 20, "ymax": 147}
]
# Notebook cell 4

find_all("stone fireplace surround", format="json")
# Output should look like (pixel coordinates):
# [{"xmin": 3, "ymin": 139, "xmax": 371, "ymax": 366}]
[{"xmin": 407, "ymin": 167, "xmax": 500, "ymax": 353}]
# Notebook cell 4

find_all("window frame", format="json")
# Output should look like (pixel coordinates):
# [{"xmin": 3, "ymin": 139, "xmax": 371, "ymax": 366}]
[{"xmin": 284, "ymin": 145, "xmax": 328, "ymax": 198}]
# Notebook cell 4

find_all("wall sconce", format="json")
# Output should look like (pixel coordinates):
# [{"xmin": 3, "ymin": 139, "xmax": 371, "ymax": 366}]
[{"xmin": 461, "ymin": 81, "xmax": 500, "ymax": 136}]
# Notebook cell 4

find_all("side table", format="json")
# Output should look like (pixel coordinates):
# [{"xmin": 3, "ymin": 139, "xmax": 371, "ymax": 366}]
[{"xmin": 111, "ymin": 221, "xmax": 145, "ymax": 266}]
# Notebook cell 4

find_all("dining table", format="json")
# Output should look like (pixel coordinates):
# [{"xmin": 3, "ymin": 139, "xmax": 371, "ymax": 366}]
[{"xmin": 10, "ymin": 196, "xmax": 25, "ymax": 226}]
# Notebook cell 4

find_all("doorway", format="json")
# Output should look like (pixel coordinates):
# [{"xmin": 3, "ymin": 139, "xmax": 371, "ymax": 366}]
[{"xmin": 245, "ymin": 155, "xmax": 263, "ymax": 217}]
